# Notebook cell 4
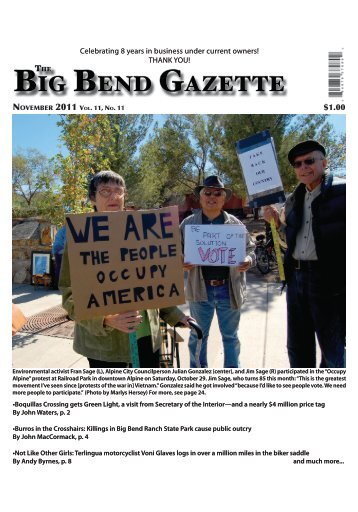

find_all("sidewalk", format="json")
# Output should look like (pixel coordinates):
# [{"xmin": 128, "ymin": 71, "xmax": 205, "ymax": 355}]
[{"xmin": 12, "ymin": 273, "xmax": 289, "ymax": 368}]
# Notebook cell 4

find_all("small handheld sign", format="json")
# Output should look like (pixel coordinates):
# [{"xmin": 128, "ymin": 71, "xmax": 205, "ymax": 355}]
[
  {"xmin": 184, "ymin": 224, "xmax": 247, "ymax": 266},
  {"xmin": 236, "ymin": 129, "xmax": 285, "ymax": 208},
  {"xmin": 236, "ymin": 130, "xmax": 285, "ymax": 281}
]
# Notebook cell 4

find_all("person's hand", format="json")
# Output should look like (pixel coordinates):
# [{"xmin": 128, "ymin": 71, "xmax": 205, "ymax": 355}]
[
  {"xmin": 176, "ymin": 316, "xmax": 196, "ymax": 328},
  {"xmin": 236, "ymin": 257, "xmax": 251, "ymax": 272},
  {"xmin": 104, "ymin": 311, "xmax": 142, "ymax": 333},
  {"xmin": 263, "ymin": 206, "xmax": 280, "ymax": 227},
  {"xmin": 183, "ymin": 262, "xmax": 196, "ymax": 271}
]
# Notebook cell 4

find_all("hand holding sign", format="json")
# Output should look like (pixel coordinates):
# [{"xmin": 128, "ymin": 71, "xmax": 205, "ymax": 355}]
[
  {"xmin": 263, "ymin": 205, "xmax": 281, "ymax": 228},
  {"xmin": 104, "ymin": 311, "xmax": 142, "ymax": 333},
  {"xmin": 236, "ymin": 257, "xmax": 251, "ymax": 272}
]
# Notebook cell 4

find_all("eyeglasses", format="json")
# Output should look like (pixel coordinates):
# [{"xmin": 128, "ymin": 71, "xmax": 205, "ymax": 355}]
[
  {"xmin": 202, "ymin": 189, "xmax": 224, "ymax": 197},
  {"xmin": 292, "ymin": 157, "xmax": 323, "ymax": 169},
  {"xmin": 97, "ymin": 187, "xmax": 125, "ymax": 198}
]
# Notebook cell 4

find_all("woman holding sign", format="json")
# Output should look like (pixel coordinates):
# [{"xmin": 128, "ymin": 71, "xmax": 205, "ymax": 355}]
[
  {"xmin": 180, "ymin": 176, "xmax": 256, "ymax": 368},
  {"xmin": 60, "ymin": 170, "xmax": 194, "ymax": 368}
]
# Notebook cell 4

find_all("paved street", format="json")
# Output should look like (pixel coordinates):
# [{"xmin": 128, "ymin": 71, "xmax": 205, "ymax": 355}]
[{"xmin": 12, "ymin": 271, "xmax": 289, "ymax": 368}]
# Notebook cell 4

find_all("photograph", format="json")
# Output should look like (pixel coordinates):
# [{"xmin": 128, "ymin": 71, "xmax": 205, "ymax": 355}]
[
  {"xmin": 12, "ymin": 113, "xmax": 346, "ymax": 370},
  {"xmin": 31, "ymin": 251, "xmax": 51, "ymax": 276}
]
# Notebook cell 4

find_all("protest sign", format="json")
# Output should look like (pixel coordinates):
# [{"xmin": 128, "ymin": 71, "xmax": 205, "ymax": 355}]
[
  {"xmin": 184, "ymin": 224, "xmax": 247, "ymax": 266},
  {"xmin": 65, "ymin": 206, "xmax": 185, "ymax": 320},
  {"xmin": 236, "ymin": 129, "xmax": 286, "ymax": 280},
  {"xmin": 236, "ymin": 129, "xmax": 286, "ymax": 208}
]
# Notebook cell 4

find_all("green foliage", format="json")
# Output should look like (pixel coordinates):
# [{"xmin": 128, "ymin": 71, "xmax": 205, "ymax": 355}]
[
  {"xmin": 13, "ymin": 115, "xmax": 346, "ymax": 223},
  {"xmin": 135, "ymin": 115, "xmax": 214, "ymax": 207},
  {"xmin": 281, "ymin": 115, "xmax": 346, "ymax": 190},
  {"xmin": 51, "ymin": 114, "xmax": 153, "ymax": 222},
  {"xmin": 210, "ymin": 114, "xmax": 294, "ymax": 196},
  {"xmin": 210, "ymin": 114, "xmax": 346, "ymax": 195},
  {"xmin": 12, "ymin": 148, "xmax": 55, "ymax": 206}
]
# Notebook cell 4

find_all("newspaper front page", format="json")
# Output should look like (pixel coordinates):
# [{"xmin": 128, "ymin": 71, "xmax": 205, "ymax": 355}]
[{"xmin": 2, "ymin": 3, "xmax": 354, "ymax": 511}]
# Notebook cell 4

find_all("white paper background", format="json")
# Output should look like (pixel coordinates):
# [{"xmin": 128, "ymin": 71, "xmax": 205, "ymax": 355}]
[
  {"xmin": 1, "ymin": 1, "xmax": 355, "ymax": 511},
  {"xmin": 238, "ymin": 142, "xmax": 283, "ymax": 195},
  {"xmin": 184, "ymin": 224, "xmax": 247, "ymax": 265}
]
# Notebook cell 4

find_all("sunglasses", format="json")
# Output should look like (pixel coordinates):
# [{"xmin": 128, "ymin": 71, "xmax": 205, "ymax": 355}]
[
  {"xmin": 202, "ymin": 190, "xmax": 224, "ymax": 197},
  {"xmin": 292, "ymin": 157, "xmax": 323, "ymax": 169},
  {"xmin": 97, "ymin": 187, "xmax": 125, "ymax": 198}
]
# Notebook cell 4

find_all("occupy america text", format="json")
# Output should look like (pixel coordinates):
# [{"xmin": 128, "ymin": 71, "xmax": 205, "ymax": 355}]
[{"xmin": 14, "ymin": 69, "xmax": 285, "ymax": 93}]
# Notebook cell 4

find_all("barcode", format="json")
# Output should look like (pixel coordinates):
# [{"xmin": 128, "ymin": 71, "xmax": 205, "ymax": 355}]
[{"xmin": 328, "ymin": 51, "xmax": 343, "ymax": 97}]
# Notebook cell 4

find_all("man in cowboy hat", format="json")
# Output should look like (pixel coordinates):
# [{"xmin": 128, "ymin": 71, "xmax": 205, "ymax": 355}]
[
  {"xmin": 264, "ymin": 140, "xmax": 346, "ymax": 368},
  {"xmin": 180, "ymin": 175, "xmax": 256, "ymax": 368}
]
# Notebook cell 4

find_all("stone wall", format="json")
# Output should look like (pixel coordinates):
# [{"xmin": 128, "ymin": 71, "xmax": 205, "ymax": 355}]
[{"xmin": 12, "ymin": 218, "xmax": 56, "ymax": 284}]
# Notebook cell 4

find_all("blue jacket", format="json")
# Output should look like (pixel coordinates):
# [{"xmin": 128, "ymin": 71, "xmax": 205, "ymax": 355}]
[
  {"xmin": 52, "ymin": 226, "xmax": 67, "ymax": 256},
  {"xmin": 283, "ymin": 172, "xmax": 345, "ymax": 293}
]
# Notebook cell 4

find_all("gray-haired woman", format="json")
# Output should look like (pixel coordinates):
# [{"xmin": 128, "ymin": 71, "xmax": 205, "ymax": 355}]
[{"xmin": 60, "ymin": 170, "xmax": 193, "ymax": 368}]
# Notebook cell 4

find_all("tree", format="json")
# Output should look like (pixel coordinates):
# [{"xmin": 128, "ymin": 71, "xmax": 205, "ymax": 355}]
[
  {"xmin": 281, "ymin": 115, "xmax": 346, "ymax": 190},
  {"xmin": 136, "ymin": 115, "xmax": 215, "ymax": 207},
  {"xmin": 328, "ymin": 132, "xmax": 346, "ymax": 176},
  {"xmin": 50, "ymin": 114, "xmax": 153, "ymax": 224},
  {"xmin": 136, "ymin": 116, "xmax": 192, "ymax": 206},
  {"xmin": 12, "ymin": 148, "xmax": 54, "ymax": 206},
  {"xmin": 210, "ymin": 114, "xmax": 294, "ymax": 196},
  {"xmin": 183, "ymin": 114, "xmax": 217, "ymax": 187},
  {"xmin": 210, "ymin": 114, "xmax": 346, "ymax": 195}
]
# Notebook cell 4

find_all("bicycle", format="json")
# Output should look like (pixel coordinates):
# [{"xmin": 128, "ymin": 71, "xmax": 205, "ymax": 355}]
[{"xmin": 255, "ymin": 233, "xmax": 285, "ymax": 274}]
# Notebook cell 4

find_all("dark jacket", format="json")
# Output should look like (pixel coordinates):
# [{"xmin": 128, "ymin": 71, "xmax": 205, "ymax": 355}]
[{"xmin": 283, "ymin": 172, "xmax": 345, "ymax": 293}]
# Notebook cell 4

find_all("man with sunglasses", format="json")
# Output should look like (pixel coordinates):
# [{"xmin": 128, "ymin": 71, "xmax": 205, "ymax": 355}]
[
  {"xmin": 264, "ymin": 140, "xmax": 346, "ymax": 368},
  {"xmin": 180, "ymin": 175, "xmax": 256, "ymax": 368}
]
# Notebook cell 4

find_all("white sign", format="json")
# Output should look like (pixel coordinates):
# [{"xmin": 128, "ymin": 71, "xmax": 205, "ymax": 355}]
[
  {"xmin": 238, "ymin": 142, "xmax": 283, "ymax": 196},
  {"xmin": 184, "ymin": 224, "xmax": 247, "ymax": 266}
]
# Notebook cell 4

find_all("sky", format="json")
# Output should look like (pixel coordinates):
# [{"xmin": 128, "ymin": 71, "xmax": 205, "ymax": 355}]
[
  {"xmin": 12, "ymin": 114, "xmax": 346, "ymax": 160},
  {"xmin": 12, "ymin": 114, "xmax": 164, "ymax": 158}
]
